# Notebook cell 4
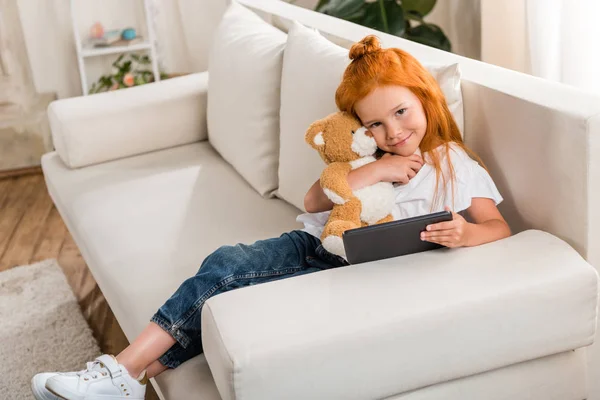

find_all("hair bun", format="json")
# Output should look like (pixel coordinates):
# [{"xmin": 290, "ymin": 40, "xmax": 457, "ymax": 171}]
[{"xmin": 349, "ymin": 35, "xmax": 382, "ymax": 60}]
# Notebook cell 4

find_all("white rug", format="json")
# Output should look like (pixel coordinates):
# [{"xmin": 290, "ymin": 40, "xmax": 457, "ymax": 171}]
[{"xmin": 0, "ymin": 259, "xmax": 101, "ymax": 399}]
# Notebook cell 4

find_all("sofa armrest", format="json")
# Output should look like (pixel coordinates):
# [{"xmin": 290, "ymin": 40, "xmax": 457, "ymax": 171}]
[
  {"xmin": 48, "ymin": 72, "xmax": 209, "ymax": 168},
  {"xmin": 202, "ymin": 230, "xmax": 599, "ymax": 400}
]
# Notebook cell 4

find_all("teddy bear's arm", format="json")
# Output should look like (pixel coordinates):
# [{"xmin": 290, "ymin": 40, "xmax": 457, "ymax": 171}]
[{"xmin": 320, "ymin": 162, "xmax": 355, "ymax": 205}]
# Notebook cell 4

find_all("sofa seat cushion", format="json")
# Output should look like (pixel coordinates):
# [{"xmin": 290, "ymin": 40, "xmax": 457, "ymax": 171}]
[{"xmin": 41, "ymin": 142, "xmax": 302, "ymax": 398}]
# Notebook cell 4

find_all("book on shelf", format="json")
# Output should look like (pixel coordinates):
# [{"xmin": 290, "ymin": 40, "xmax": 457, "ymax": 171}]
[
  {"xmin": 87, "ymin": 29, "xmax": 121, "ymax": 46},
  {"xmin": 103, "ymin": 37, "xmax": 144, "ymax": 47},
  {"xmin": 86, "ymin": 36, "xmax": 145, "ymax": 49}
]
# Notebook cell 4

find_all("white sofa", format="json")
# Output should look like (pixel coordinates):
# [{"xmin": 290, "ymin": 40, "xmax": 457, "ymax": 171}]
[{"xmin": 41, "ymin": 0, "xmax": 600, "ymax": 399}]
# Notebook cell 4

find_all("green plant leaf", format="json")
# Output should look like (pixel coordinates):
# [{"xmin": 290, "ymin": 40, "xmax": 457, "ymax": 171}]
[
  {"xmin": 313, "ymin": 0, "xmax": 450, "ymax": 51},
  {"xmin": 111, "ymin": 54, "xmax": 124, "ymax": 69},
  {"xmin": 362, "ymin": 0, "xmax": 404, "ymax": 35},
  {"xmin": 403, "ymin": 22, "xmax": 451, "ymax": 51},
  {"xmin": 405, "ymin": 9, "xmax": 424, "ymax": 22},
  {"xmin": 101, "ymin": 76, "xmax": 112, "ymax": 87},
  {"xmin": 343, "ymin": 9, "xmax": 367, "ymax": 23},
  {"xmin": 318, "ymin": 0, "xmax": 365, "ymax": 19},
  {"xmin": 401, "ymin": 0, "xmax": 436, "ymax": 17},
  {"xmin": 315, "ymin": 0, "xmax": 331, "ymax": 11},
  {"xmin": 122, "ymin": 60, "xmax": 132, "ymax": 73}
]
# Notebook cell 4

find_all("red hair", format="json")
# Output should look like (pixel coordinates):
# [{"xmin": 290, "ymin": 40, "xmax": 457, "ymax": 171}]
[{"xmin": 335, "ymin": 35, "xmax": 484, "ymax": 208}]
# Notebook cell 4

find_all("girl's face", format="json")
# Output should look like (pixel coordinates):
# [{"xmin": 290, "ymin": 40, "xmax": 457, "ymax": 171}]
[{"xmin": 354, "ymin": 85, "xmax": 427, "ymax": 157}]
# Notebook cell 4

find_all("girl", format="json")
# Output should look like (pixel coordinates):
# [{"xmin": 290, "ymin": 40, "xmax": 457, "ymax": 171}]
[{"xmin": 32, "ymin": 35, "xmax": 510, "ymax": 400}]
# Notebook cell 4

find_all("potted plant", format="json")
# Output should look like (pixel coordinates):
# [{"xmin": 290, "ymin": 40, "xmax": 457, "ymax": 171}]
[
  {"xmin": 313, "ymin": 0, "xmax": 451, "ymax": 52},
  {"xmin": 88, "ymin": 53, "xmax": 168, "ymax": 94}
]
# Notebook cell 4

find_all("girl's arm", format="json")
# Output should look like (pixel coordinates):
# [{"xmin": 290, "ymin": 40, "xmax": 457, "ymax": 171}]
[
  {"xmin": 304, "ymin": 153, "xmax": 424, "ymax": 213},
  {"xmin": 304, "ymin": 162, "xmax": 382, "ymax": 213},
  {"xmin": 462, "ymin": 198, "xmax": 511, "ymax": 246},
  {"xmin": 422, "ymin": 198, "xmax": 511, "ymax": 247},
  {"xmin": 304, "ymin": 179, "xmax": 333, "ymax": 212}
]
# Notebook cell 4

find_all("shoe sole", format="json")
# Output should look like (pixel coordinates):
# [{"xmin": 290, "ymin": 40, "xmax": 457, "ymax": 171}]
[
  {"xmin": 46, "ymin": 384, "xmax": 143, "ymax": 400},
  {"xmin": 44, "ymin": 386, "xmax": 70, "ymax": 400},
  {"xmin": 31, "ymin": 376, "xmax": 60, "ymax": 400}
]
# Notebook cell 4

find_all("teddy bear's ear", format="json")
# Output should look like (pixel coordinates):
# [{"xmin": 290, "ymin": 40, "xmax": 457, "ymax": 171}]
[{"xmin": 305, "ymin": 121, "xmax": 326, "ymax": 150}]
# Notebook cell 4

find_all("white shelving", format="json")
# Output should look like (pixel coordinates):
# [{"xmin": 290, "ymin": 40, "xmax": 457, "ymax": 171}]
[
  {"xmin": 70, "ymin": 0, "xmax": 160, "ymax": 95},
  {"xmin": 81, "ymin": 42, "xmax": 153, "ymax": 58}
]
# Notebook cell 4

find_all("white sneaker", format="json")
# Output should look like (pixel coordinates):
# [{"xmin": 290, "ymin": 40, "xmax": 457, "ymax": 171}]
[
  {"xmin": 31, "ymin": 373, "xmax": 62, "ymax": 400},
  {"xmin": 44, "ymin": 354, "xmax": 147, "ymax": 400}
]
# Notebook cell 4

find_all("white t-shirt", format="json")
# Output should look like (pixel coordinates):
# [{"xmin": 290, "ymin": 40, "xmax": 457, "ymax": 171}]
[{"xmin": 297, "ymin": 143, "xmax": 503, "ymax": 239}]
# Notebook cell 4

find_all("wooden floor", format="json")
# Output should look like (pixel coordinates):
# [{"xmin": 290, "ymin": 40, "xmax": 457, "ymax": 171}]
[{"xmin": 1, "ymin": 173, "xmax": 159, "ymax": 400}]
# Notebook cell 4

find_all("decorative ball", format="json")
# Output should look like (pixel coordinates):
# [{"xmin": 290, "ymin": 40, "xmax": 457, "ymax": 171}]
[
  {"xmin": 121, "ymin": 28, "xmax": 136, "ymax": 41},
  {"xmin": 89, "ymin": 22, "xmax": 104, "ymax": 39}
]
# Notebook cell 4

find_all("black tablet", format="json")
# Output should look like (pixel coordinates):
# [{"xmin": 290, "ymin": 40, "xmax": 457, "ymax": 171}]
[{"xmin": 342, "ymin": 211, "xmax": 453, "ymax": 264}]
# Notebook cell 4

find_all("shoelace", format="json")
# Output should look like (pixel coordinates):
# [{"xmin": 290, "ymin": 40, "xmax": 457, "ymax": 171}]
[{"xmin": 77, "ymin": 361, "xmax": 110, "ymax": 380}]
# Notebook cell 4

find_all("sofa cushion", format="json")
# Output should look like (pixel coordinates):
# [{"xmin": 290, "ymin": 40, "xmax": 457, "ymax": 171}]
[
  {"xmin": 41, "ymin": 142, "xmax": 302, "ymax": 399},
  {"xmin": 202, "ymin": 230, "xmax": 598, "ymax": 400},
  {"xmin": 48, "ymin": 73, "xmax": 209, "ymax": 169},
  {"xmin": 277, "ymin": 21, "xmax": 464, "ymax": 211},
  {"xmin": 207, "ymin": 2, "xmax": 287, "ymax": 196}
]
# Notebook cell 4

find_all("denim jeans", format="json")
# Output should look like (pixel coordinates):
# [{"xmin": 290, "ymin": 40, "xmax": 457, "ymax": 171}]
[{"xmin": 151, "ymin": 230, "xmax": 348, "ymax": 368}]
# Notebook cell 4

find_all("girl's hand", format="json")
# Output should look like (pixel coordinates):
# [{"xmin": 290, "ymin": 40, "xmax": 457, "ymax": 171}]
[
  {"xmin": 421, "ymin": 206, "xmax": 472, "ymax": 248},
  {"xmin": 376, "ymin": 153, "xmax": 423, "ymax": 184}
]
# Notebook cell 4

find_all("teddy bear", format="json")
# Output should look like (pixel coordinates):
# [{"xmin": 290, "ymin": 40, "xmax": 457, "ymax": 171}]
[{"xmin": 305, "ymin": 111, "xmax": 395, "ymax": 259}]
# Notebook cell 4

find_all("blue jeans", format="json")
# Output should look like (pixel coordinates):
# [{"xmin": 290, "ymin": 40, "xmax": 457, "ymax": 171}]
[{"xmin": 151, "ymin": 230, "xmax": 348, "ymax": 368}]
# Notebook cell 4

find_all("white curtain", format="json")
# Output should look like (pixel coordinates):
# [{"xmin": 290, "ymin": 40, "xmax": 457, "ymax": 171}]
[
  {"xmin": 152, "ymin": 0, "xmax": 229, "ymax": 74},
  {"xmin": 526, "ymin": 0, "xmax": 600, "ymax": 93}
]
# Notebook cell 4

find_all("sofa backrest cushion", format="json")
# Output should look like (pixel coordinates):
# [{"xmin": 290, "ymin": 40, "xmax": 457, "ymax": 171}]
[
  {"xmin": 277, "ymin": 21, "xmax": 464, "ymax": 211},
  {"xmin": 207, "ymin": 2, "xmax": 287, "ymax": 197}
]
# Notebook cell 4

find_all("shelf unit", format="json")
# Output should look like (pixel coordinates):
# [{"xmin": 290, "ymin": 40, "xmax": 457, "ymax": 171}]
[{"xmin": 69, "ymin": 0, "xmax": 160, "ymax": 95}]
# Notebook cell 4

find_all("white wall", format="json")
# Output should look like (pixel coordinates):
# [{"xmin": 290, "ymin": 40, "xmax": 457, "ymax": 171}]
[
  {"xmin": 176, "ymin": 0, "xmax": 229, "ymax": 73},
  {"xmin": 480, "ymin": 0, "xmax": 528, "ymax": 73},
  {"xmin": 481, "ymin": 0, "xmax": 600, "ymax": 93},
  {"xmin": 428, "ymin": 0, "xmax": 481, "ymax": 60},
  {"xmin": 293, "ymin": 0, "xmax": 481, "ymax": 60},
  {"xmin": 17, "ymin": 0, "xmax": 80, "ymax": 99}
]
